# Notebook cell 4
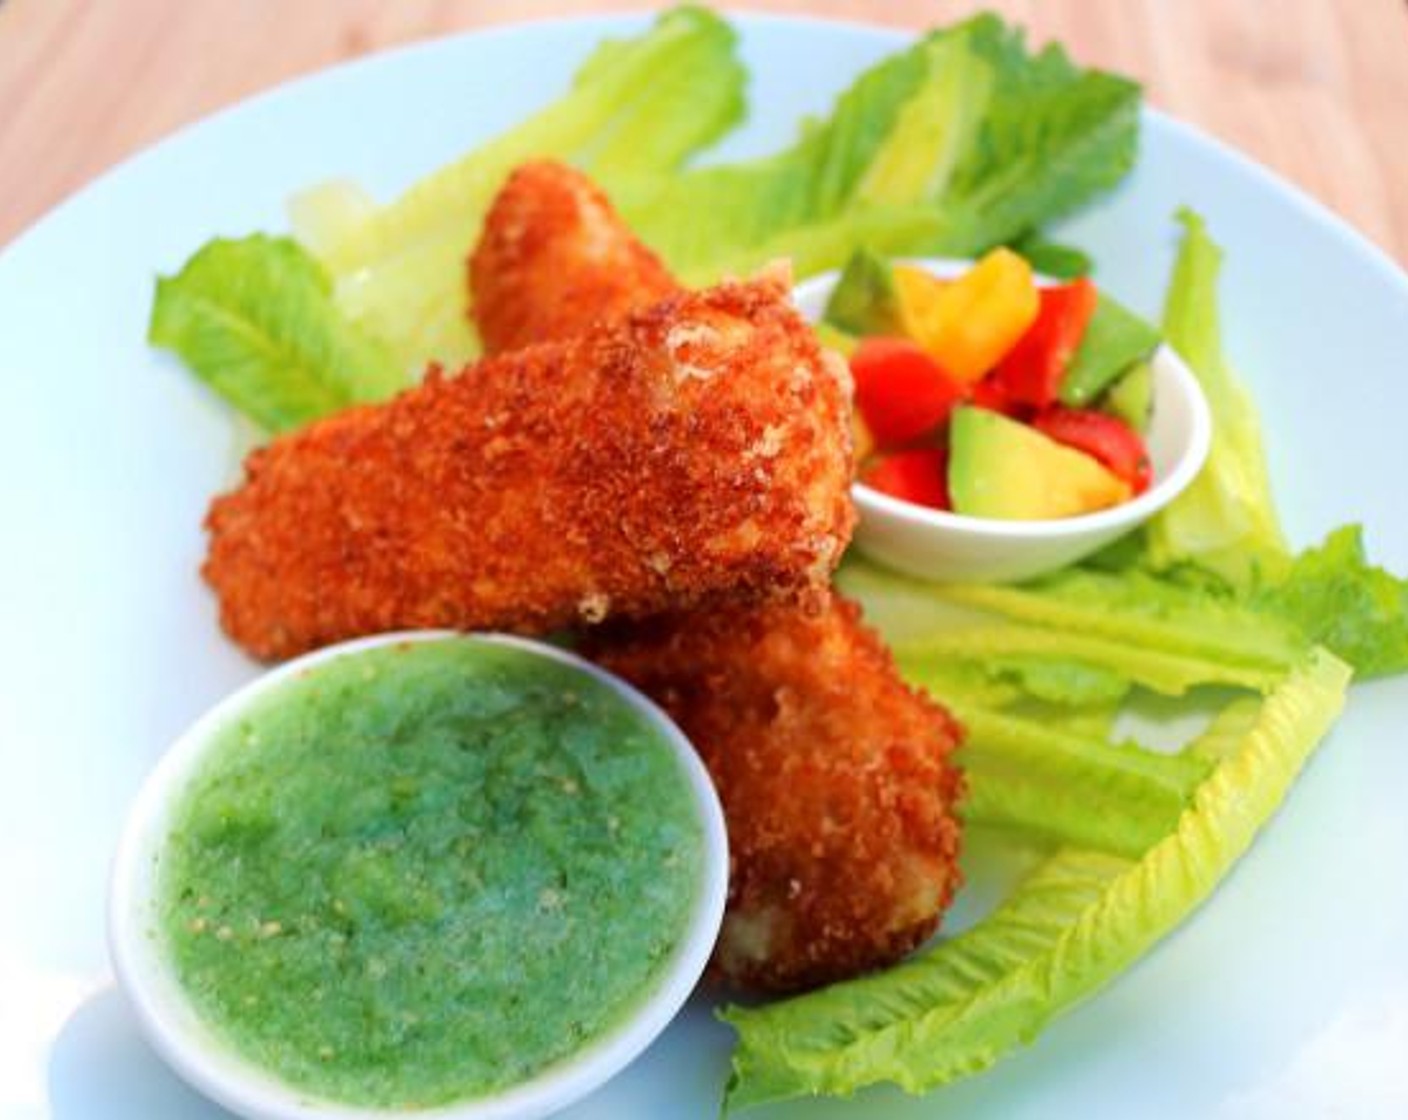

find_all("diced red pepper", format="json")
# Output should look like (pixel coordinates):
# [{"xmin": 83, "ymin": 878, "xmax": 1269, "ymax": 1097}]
[
  {"xmin": 849, "ymin": 337, "xmax": 966, "ymax": 448},
  {"xmin": 862, "ymin": 448, "xmax": 951, "ymax": 510},
  {"xmin": 1033, "ymin": 406, "xmax": 1152, "ymax": 494},
  {"xmin": 994, "ymin": 277, "xmax": 1098, "ymax": 408}
]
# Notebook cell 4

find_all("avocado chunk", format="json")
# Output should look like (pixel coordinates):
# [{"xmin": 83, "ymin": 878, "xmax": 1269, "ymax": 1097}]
[
  {"xmin": 1101, "ymin": 359, "xmax": 1153, "ymax": 433},
  {"xmin": 1059, "ymin": 293, "xmax": 1160, "ymax": 407},
  {"xmin": 823, "ymin": 248, "xmax": 903, "ymax": 337},
  {"xmin": 949, "ymin": 406, "xmax": 1132, "ymax": 519}
]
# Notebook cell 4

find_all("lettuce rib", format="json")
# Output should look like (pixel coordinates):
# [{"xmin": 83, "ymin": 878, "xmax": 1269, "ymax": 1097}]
[
  {"xmin": 296, "ymin": 6, "xmax": 747, "ymax": 369},
  {"xmin": 722, "ymin": 649, "xmax": 1350, "ymax": 1111},
  {"xmin": 319, "ymin": 6, "xmax": 744, "ymax": 274},
  {"xmin": 936, "ymin": 570, "xmax": 1306, "ymax": 674},
  {"xmin": 897, "ymin": 623, "xmax": 1284, "ymax": 696},
  {"xmin": 1145, "ymin": 209, "xmax": 1288, "ymax": 584},
  {"xmin": 955, "ymin": 705, "xmax": 1211, "ymax": 857},
  {"xmin": 843, "ymin": 557, "xmax": 1308, "ymax": 684}
]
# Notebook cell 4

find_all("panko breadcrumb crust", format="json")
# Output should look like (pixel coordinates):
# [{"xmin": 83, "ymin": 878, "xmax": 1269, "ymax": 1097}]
[
  {"xmin": 204, "ymin": 274, "xmax": 854, "ymax": 660},
  {"xmin": 470, "ymin": 160, "xmax": 679, "ymax": 353},
  {"xmin": 586, "ymin": 593, "xmax": 965, "ymax": 993},
  {"xmin": 468, "ymin": 160, "xmax": 966, "ymax": 993}
]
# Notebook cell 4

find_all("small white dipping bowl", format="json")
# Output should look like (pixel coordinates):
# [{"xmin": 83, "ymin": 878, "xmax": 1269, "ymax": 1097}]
[
  {"xmin": 793, "ymin": 260, "xmax": 1212, "ymax": 583},
  {"xmin": 109, "ymin": 632, "xmax": 728, "ymax": 1120}
]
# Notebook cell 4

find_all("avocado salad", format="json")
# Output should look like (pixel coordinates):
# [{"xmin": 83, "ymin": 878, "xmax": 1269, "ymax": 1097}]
[
  {"xmin": 146, "ymin": 6, "xmax": 1408, "ymax": 1112},
  {"xmin": 821, "ymin": 247, "xmax": 1161, "ymax": 518}
]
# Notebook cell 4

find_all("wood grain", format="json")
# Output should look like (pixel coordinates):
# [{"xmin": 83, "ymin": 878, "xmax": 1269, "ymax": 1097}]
[{"xmin": 1, "ymin": 0, "xmax": 1404, "ymax": 264}]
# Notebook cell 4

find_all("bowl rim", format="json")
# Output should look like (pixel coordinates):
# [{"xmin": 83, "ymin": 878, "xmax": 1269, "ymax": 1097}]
[
  {"xmin": 107, "ymin": 631, "xmax": 729, "ymax": 1120},
  {"xmin": 792, "ymin": 259, "xmax": 1213, "ymax": 540}
]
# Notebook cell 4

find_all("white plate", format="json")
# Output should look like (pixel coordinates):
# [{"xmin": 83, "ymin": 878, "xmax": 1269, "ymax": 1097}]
[{"xmin": 2, "ymin": 13, "xmax": 1406, "ymax": 1120}]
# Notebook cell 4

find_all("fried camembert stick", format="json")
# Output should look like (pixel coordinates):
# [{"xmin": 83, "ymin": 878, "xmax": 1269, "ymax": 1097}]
[
  {"xmin": 470, "ymin": 160, "xmax": 678, "ymax": 352},
  {"xmin": 204, "ymin": 273, "xmax": 854, "ymax": 661},
  {"xmin": 585, "ymin": 596, "xmax": 964, "ymax": 993},
  {"xmin": 472, "ymin": 160, "xmax": 964, "ymax": 993}
]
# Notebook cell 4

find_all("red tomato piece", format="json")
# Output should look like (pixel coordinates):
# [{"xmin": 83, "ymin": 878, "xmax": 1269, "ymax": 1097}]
[
  {"xmin": 993, "ymin": 277, "xmax": 1098, "ymax": 408},
  {"xmin": 862, "ymin": 449, "xmax": 951, "ymax": 510},
  {"xmin": 1033, "ymin": 406, "xmax": 1152, "ymax": 494},
  {"xmin": 849, "ymin": 337, "xmax": 966, "ymax": 449}
]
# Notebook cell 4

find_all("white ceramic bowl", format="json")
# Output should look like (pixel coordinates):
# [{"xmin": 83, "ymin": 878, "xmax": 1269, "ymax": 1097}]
[
  {"xmin": 109, "ymin": 632, "xmax": 729, "ymax": 1120},
  {"xmin": 793, "ymin": 260, "xmax": 1212, "ymax": 583}
]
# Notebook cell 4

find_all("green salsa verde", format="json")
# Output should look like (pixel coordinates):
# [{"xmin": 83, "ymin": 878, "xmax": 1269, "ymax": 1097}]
[{"xmin": 157, "ymin": 639, "xmax": 706, "ymax": 1109}]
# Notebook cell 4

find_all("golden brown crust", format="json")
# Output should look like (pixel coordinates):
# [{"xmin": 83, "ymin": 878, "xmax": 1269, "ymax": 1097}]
[
  {"xmin": 586, "ymin": 592, "xmax": 965, "ymax": 994},
  {"xmin": 204, "ymin": 276, "xmax": 855, "ymax": 661},
  {"xmin": 467, "ymin": 159, "xmax": 962, "ymax": 994},
  {"xmin": 470, "ymin": 161, "xmax": 680, "ymax": 354}
]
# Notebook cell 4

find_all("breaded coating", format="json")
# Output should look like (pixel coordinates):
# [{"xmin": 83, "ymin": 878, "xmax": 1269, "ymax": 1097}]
[
  {"xmin": 587, "ymin": 593, "xmax": 965, "ymax": 994},
  {"xmin": 470, "ymin": 159, "xmax": 965, "ymax": 993},
  {"xmin": 470, "ymin": 160, "xmax": 679, "ymax": 354},
  {"xmin": 204, "ymin": 275, "xmax": 855, "ymax": 661}
]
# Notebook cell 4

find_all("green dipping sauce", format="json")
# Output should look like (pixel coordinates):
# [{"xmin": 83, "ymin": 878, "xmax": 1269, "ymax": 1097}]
[{"xmin": 157, "ymin": 639, "xmax": 706, "ymax": 1109}]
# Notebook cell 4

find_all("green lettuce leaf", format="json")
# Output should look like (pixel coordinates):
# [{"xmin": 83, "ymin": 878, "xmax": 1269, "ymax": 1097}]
[
  {"xmin": 955, "ymin": 704, "xmax": 1210, "ymax": 857},
  {"xmin": 293, "ymin": 5, "xmax": 747, "ymax": 368},
  {"xmin": 918, "ymin": 21, "xmax": 1140, "ymax": 256},
  {"xmin": 843, "ymin": 556, "xmax": 1308, "ymax": 699},
  {"xmin": 839, "ymin": 556, "xmax": 991, "ymax": 643},
  {"xmin": 157, "ymin": 10, "xmax": 1141, "ymax": 420},
  {"xmin": 1007, "ymin": 230, "xmax": 1092, "ymax": 279},
  {"xmin": 722, "ymin": 648, "xmax": 1350, "ymax": 1110},
  {"xmin": 1253, "ymin": 525, "xmax": 1408, "ymax": 677},
  {"xmin": 887, "ymin": 657, "xmax": 1026, "ymax": 711},
  {"xmin": 613, "ymin": 22, "xmax": 985, "ymax": 282},
  {"xmin": 977, "ymin": 655, "xmax": 1129, "ymax": 705},
  {"xmin": 1145, "ymin": 209, "xmax": 1288, "ymax": 584},
  {"xmin": 148, "ymin": 235, "xmax": 405, "ymax": 433},
  {"xmin": 896, "ymin": 621, "xmax": 1283, "ymax": 697},
  {"xmin": 939, "ymin": 568, "xmax": 1307, "ymax": 674},
  {"xmin": 620, "ymin": 13, "xmax": 1140, "ymax": 283}
]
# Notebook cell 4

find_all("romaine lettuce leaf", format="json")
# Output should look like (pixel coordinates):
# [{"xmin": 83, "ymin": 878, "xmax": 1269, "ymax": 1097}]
[
  {"xmin": 620, "ymin": 14, "xmax": 1140, "ymax": 284},
  {"xmin": 148, "ymin": 235, "xmax": 405, "ymax": 433},
  {"xmin": 293, "ymin": 5, "xmax": 747, "ymax": 368},
  {"xmin": 936, "ymin": 567, "xmax": 1308, "ymax": 677},
  {"xmin": 920, "ymin": 20, "xmax": 1140, "ymax": 257},
  {"xmin": 839, "ymin": 556, "xmax": 991, "ymax": 643},
  {"xmin": 1145, "ymin": 209, "xmax": 1288, "ymax": 584},
  {"xmin": 955, "ymin": 704, "xmax": 1210, "ymax": 857},
  {"xmin": 976, "ymin": 655, "xmax": 1129, "ymax": 706},
  {"xmin": 722, "ymin": 649, "xmax": 1350, "ymax": 1110},
  {"xmin": 1252, "ymin": 525, "xmax": 1408, "ymax": 678},
  {"xmin": 286, "ymin": 179, "xmax": 378, "ymax": 260},
  {"xmin": 896, "ymin": 622, "xmax": 1283, "ymax": 697},
  {"xmin": 888, "ymin": 657, "xmax": 1025, "ymax": 710},
  {"xmin": 843, "ymin": 556, "xmax": 1308, "ymax": 699},
  {"xmin": 156, "ymin": 9, "xmax": 1141, "ymax": 419},
  {"xmin": 612, "ymin": 24, "xmax": 980, "ymax": 282},
  {"xmin": 1006, "ymin": 230, "xmax": 1092, "ymax": 279}
]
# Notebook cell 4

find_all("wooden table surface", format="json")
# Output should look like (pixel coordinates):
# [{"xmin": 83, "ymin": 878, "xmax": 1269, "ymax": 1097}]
[{"xmin": 2, "ymin": 0, "xmax": 1405, "ymax": 265}]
